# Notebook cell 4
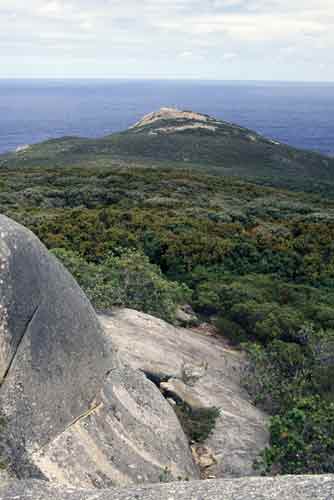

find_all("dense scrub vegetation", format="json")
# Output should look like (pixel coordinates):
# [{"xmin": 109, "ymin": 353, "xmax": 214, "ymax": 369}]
[
  {"xmin": 2, "ymin": 131, "xmax": 334, "ymax": 474},
  {"xmin": 52, "ymin": 248, "xmax": 190, "ymax": 323}
]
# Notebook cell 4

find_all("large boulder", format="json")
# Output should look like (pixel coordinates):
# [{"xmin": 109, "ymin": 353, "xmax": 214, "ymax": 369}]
[
  {"xmin": 1, "ymin": 475, "xmax": 334, "ymax": 500},
  {"xmin": 100, "ymin": 309, "xmax": 269, "ymax": 478},
  {"xmin": 0, "ymin": 215, "xmax": 111, "ymax": 467},
  {"xmin": 0, "ymin": 216, "xmax": 198, "ymax": 485}
]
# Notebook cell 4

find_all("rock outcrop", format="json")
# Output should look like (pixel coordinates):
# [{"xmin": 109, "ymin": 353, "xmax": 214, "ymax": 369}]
[
  {"xmin": 32, "ymin": 367, "xmax": 197, "ymax": 487},
  {"xmin": 1, "ymin": 475, "xmax": 334, "ymax": 500},
  {"xmin": 100, "ymin": 309, "xmax": 269, "ymax": 478},
  {"xmin": 0, "ymin": 215, "xmax": 198, "ymax": 486},
  {"xmin": 130, "ymin": 107, "xmax": 222, "ymax": 135},
  {"xmin": 0, "ymin": 215, "xmax": 111, "ymax": 471}
]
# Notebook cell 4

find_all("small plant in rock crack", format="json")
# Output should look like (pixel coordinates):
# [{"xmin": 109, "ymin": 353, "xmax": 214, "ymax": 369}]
[
  {"xmin": 159, "ymin": 466, "xmax": 173, "ymax": 483},
  {"xmin": 0, "ymin": 414, "xmax": 8, "ymax": 470},
  {"xmin": 174, "ymin": 404, "xmax": 220, "ymax": 443}
]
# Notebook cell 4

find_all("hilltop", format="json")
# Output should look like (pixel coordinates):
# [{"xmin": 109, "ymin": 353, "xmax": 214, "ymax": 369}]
[{"xmin": 130, "ymin": 107, "xmax": 235, "ymax": 134}]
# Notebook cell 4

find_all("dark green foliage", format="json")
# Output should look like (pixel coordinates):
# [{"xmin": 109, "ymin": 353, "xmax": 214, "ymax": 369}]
[
  {"xmin": 215, "ymin": 317, "xmax": 247, "ymax": 345},
  {"xmin": 0, "ymin": 414, "xmax": 7, "ymax": 470},
  {"xmin": 52, "ymin": 248, "xmax": 190, "ymax": 323},
  {"xmin": 244, "ymin": 326, "xmax": 334, "ymax": 473},
  {"xmin": 231, "ymin": 302, "xmax": 303, "ymax": 343},
  {"xmin": 174, "ymin": 404, "xmax": 220, "ymax": 443},
  {"xmin": 259, "ymin": 397, "xmax": 334, "ymax": 475},
  {"xmin": 243, "ymin": 340, "xmax": 309, "ymax": 414}
]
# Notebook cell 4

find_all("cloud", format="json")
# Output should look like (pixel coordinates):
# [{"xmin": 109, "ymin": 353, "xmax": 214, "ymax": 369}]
[
  {"xmin": 0, "ymin": 0, "xmax": 333, "ymax": 80},
  {"xmin": 222, "ymin": 52, "xmax": 238, "ymax": 60},
  {"xmin": 157, "ymin": 12, "xmax": 329, "ymax": 43}
]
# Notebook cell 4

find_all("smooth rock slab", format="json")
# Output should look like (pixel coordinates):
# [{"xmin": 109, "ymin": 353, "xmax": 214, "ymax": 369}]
[
  {"xmin": 1, "ymin": 475, "xmax": 334, "ymax": 500},
  {"xmin": 32, "ymin": 367, "xmax": 198, "ymax": 488},
  {"xmin": 100, "ymin": 309, "xmax": 269, "ymax": 478}
]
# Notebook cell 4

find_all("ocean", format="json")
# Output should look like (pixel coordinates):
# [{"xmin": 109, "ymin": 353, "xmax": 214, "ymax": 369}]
[{"xmin": 0, "ymin": 79, "xmax": 333, "ymax": 156}]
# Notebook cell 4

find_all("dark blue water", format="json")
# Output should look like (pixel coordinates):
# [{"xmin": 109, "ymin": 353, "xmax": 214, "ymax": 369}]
[{"xmin": 0, "ymin": 79, "xmax": 333, "ymax": 156}]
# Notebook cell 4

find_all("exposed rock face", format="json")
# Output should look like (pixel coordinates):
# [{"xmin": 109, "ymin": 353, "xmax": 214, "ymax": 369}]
[
  {"xmin": 0, "ymin": 215, "xmax": 111, "ymax": 464},
  {"xmin": 33, "ymin": 367, "xmax": 197, "ymax": 487},
  {"xmin": 1, "ymin": 475, "xmax": 334, "ymax": 500},
  {"xmin": 100, "ymin": 309, "xmax": 269, "ymax": 479},
  {"xmin": 130, "ymin": 107, "xmax": 221, "ymax": 135},
  {"xmin": 0, "ymin": 216, "xmax": 198, "ymax": 486},
  {"xmin": 15, "ymin": 144, "xmax": 31, "ymax": 154},
  {"xmin": 130, "ymin": 107, "xmax": 216, "ymax": 128}
]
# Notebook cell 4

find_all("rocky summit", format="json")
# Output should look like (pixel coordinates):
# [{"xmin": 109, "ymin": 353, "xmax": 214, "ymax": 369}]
[{"xmin": 129, "ymin": 107, "xmax": 224, "ymax": 135}]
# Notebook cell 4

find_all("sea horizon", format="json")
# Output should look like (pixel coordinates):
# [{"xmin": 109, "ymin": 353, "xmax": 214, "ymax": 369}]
[{"xmin": 1, "ymin": 79, "xmax": 333, "ymax": 156}]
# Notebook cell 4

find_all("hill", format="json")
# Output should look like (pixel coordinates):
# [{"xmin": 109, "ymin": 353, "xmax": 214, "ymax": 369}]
[{"xmin": 1, "ymin": 107, "xmax": 334, "ymax": 195}]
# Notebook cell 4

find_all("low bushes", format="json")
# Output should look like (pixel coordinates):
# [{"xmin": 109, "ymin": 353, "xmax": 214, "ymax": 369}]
[
  {"xmin": 244, "ymin": 327, "xmax": 334, "ymax": 474},
  {"xmin": 215, "ymin": 316, "xmax": 247, "ymax": 344},
  {"xmin": 260, "ymin": 397, "xmax": 334, "ymax": 474},
  {"xmin": 52, "ymin": 248, "xmax": 190, "ymax": 323}
]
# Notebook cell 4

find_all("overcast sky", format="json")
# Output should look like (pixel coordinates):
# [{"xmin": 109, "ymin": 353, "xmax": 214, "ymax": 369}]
[{"xmin": 1, "ymin": 0, "xmax": 333, "ymax": 81}]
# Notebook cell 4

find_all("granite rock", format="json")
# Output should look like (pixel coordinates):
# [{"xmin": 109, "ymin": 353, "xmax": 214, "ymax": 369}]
[
  {"xmin": 1, "ymin": 475, "xmax": 334, "ymax": 500},
  {"xmin": 100, "ymin": 309, "xmax": 269, "ymax": 478}
]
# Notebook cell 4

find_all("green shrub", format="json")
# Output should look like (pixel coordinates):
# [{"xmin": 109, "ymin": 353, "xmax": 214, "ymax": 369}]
[
  {"xmin": 308, "ymin": 329, "xmax": 334, "ymax": 399},
  {"xmin": 194, "ymin": 278, "xmax": 264, "ymax": 315},
  {"xmin": 245, "ymin": 329, "xmax": 334, "ymax": 473},
  {"xmin": 243, "ymin": 340, "xmax": 308, "ymax": 414},
  {"xmin": 314, "ymin": 305, "xmax": 334, "ymax": 329},
  {"xmin": 194, "ymin": 282, "xmax": 221, "ymax": 314},
  {"xmin": 231, "ymin": 302, "xmax": 303, "ymax": 343},
  {"xmin": 174, "ymin": 404, "xmax": 220, "ymax": 443},
  {"xmin": 215, "ymin": 316, "xmax": 247, "ymax": 344},
  {"xmin": 259, "ymin": 397, "xmax": 334, "ymax": 474},
  {"xmin": 52, "ymin": 248, "xmax": 191, "ymax": 323}
]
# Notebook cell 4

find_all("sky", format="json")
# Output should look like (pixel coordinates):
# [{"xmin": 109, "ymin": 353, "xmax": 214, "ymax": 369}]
[{"xmin": 0, "ymin": 0, "xmax": 333, "ymax": 81}]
